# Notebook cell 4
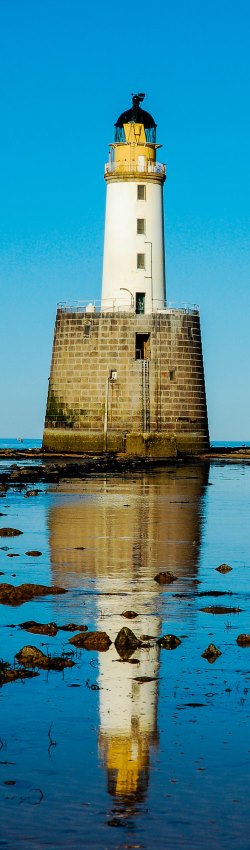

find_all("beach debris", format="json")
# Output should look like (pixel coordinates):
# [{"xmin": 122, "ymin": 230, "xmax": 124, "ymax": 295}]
[
  {"xmin": 0, "ymin": 583, "xmax": 67, "ymax": 606},
  {"xmin": 157, "ymin": 634, "xmax": 181, "ymax": 649},
  {"xmin": 69, "ymin": 631, "xmax": 111, "ymax": 651},
  {"xmin": 154, "ymin": 571, "xmax": 178, "ymax": 584},
  {"xmin": 201, "ymin": 643, "xmax": 222, "ymax": 663},
  {"xmin": 19, "ymin": 620, "xmax": 58, "ymax": 636},
  {"xmin": 58, "ymin": 623, "xmax": 88, "ymax": 632},
  {"xmin": 201, "ymin": 605, "xmax": 241, "ymax": 614},
  {"xmin": 236, "ymin": 634, "xmax": 250, "ymax": 646},
  {"xmin": 15, "ymin": 645, "xmax": 75, "ymax": 670},
  {"xmin": 25, "ymin": 551, "xmax": 42, "ymax": 557},
  {"xmin": 0, "ymin": 528, "xmax": 23, "ymax": 537},
  {"xmin": 114, "ymin": 627, "xmax": 142, "ymax": 660},
  {"xmin": 216, "ymin": 563, "xmax": 232, "ymax": 573},
  {"xmin": 121, "ymin": 610, "xmax": 138, "ymax": 619}
]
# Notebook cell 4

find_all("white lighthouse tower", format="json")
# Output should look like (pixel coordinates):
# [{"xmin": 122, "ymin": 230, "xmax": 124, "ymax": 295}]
[{"xmin": 101, "ymin": 93, "xmax": 166, "ymax": 314}]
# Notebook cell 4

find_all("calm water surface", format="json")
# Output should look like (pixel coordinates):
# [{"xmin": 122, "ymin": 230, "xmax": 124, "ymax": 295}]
[{"xmin": 0, "ymin": 462, "xmax": 250, "ymax": 849}]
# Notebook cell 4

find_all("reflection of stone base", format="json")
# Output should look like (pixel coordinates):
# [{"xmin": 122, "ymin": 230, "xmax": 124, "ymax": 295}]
[{"xmin": 43, "ymin": 427, "xmax": 209, "ymax": 456}]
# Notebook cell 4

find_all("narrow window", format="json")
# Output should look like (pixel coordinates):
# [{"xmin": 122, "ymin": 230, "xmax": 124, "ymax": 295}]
[
  {"xmin": 188, "ymin": 325, "xmax": 193, "ymax": 341},
  {"xmin": 137, "ymin": 184, "xmax": 146, "ymax": 200},
  {"xmin": 169, "ymin": 369, "xmax": 175, "ymax": 381},
  {"xmin": 135, "ymin": 333, "xmax": 150, "ymax": 360},
  {"xmin": 137, "ymin": 253, "xmax": 145, "ymax": 269},
  {"xmin": 136, "ymin": 293, "xmax": 145, "ymax": 314},
  {"xmin": 137, "ymin": 218, "xmax": 145, "ymax": 234}
]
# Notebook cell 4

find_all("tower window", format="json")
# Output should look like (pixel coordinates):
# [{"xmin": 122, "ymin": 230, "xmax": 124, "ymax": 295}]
[
  {"xmin": 135, "ymin": 333, "xmax": 150, "ymax": 360},
  {"xmin": 137, "ymin": 218, "xmax": 145, "ymax": 234},
  {"xmin": 136, "ymin": 293, "xmax": 145, "ymax": 314},
  {"xmin": 137, "ymin": 253, "xmax": 145, "ymax": 269},
  {"xmin": 169, "ymin": 369, "xmax": 175, "ymax": 381},
  {"xmin": 137, "ymin": 184, "xmax": 146, "ymax": 200}
]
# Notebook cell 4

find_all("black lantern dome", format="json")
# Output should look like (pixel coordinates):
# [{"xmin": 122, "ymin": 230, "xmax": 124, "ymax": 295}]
[{"xmin": 114, "ymin": 94, "xmax": 157, "ymax": 143}]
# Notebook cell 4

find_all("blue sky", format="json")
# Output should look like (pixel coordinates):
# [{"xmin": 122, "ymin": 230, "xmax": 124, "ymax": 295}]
[{"xmin": 0, "ymin": 0, "xmax": 249, "ymax": 439}]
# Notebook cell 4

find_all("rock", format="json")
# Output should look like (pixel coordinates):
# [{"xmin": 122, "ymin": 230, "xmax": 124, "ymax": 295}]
[
  {"xmin": 25, "ymin": 551, "xmax": 42, "ymax": 557},
  {"xmin": 7, "ymin": 554, "xmax": 19, "ymax": 558},
  {"xmin": 69, "ymin": 631, "xmax": 111, "ymax": 651},
  {"xmin": 58, "ymin": 623, "xmax": 88, "ymax": 632},
  {"xmin": 154, "ymin": 571, "xmax": 178, "ymax": 584},
  {"xmin": 114, "ymin": 627, "xmax": 142, "ymax": 660},
  {"xmin": 19, "ymin": 620, "xmax": 58, "ymax": 636},
  {"xmin": 15, "ymin": 645, "xmax": 75, "ymax": 670},
  {"xmin": 121, "ymin": 611, "xmax": 138, "ymax": 619},
  {"xmin": 216, "ymin": 563, "xmax": 232, "ymax": 573},
  {"xmin": 0, "ymin": 583, "xmax": 67, "ymax": 606},
  {"xmin": 201, "ymin": 643, "xmax": 222, "ymax": 663},
  {"xmin": 201, "ymin": 605, "xmax": 241, "ymax": 614},
  {"xmin": 157, "ymin": 634, "xmax": 181, "ymax": 649},
  {"xmin": 236, "ymin": 634, "xmax": 250, "ymax": 646},
  {"xmin": 0, "ymin": 660, "xmax": 39, "ymax": 686},
  {"xmin": 24, "ymin": 490, "xmax": 40, "ymax": 498},
  {"xmin": 16, "ymin": 646, "xmax": 46, "ymax": 665},
  {"xmin": 0, "ymin": 528, "xmax": 23, "ymax": 537}
]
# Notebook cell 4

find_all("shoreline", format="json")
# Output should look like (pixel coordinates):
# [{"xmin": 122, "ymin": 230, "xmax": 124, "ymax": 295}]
[{"xmin": 0, "ymin": 445, "xmax": 250, "ymax": 489}]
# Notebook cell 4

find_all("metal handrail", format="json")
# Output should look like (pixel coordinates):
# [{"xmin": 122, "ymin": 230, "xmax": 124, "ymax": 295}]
[
  {"xmin": 105, "ymin": 161, "xmax": 166, "ymax": 176},
  {"xmin": 57, "ymin": 299, "xmax": 199, "ymax": 315}
]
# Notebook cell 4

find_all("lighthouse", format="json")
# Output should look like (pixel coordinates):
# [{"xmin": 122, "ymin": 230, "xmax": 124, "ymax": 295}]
[
  {"xmin": 101, "ymin": 93, "xmax": 166, "ymax": 314},
  {"xmin": 43, "ymin": 93, "xmax": 209, "ymax": 457}
]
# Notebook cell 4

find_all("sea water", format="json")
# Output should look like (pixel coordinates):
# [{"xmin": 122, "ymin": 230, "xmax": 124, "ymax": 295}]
[{"xmin": 0, "ymin": 461, "xmax": 250, "ymax": 849}]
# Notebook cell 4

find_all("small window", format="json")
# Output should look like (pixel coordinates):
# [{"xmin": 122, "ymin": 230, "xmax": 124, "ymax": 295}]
[
  {"xmin": 188, "ymin": 325, "xmax": 193, "ymax": 341},
  {"xmin": 136, "ymin": 293, "xmax": 145, "ymax": 314},
  {"xmin": 135, "ymin": 333, "xmax": 150, "ymax": 360},
  {"xmin": 137, "ymin": 253, "xmax": 145, "ymax": 269},
  {"xmin": 169, "ymin": 369, "xmax": 175, "ymax": 381},
  {"xmin": 137, "ymin": 218, "xmax": 145, "ymax": 234},
  {"xmin": 137, "ymin": 184, "xmax": 146, "ymax": 200}
]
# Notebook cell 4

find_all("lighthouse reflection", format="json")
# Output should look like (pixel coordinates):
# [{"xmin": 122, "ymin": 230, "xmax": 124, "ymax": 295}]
[{"xmin": 48, "ymin": 464, "xmax": 208, "ymax": 812}]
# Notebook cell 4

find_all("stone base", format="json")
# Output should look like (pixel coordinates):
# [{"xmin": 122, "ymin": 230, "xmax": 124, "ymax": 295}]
[{"xmin": 43, "ymin": 428, "xmax": 209, "ymax": 457}]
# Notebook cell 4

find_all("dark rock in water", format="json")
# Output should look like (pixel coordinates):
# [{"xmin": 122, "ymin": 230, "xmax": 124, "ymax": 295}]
[
  {"xmin": 15, "ymin": 645, "xmax": 75, "ymax": 670},
  {"xmin": 19, "ymin": 620, "xmax": 58, "ymax": 636},
  {"xmin": 0, "ymin": 528, "xmax": 23, "ymax": 537},
  {"xmin": 216, "ymin": 563, "xmax": 232, "ymax": 573},
  {"xmin": 24, "ymin": 490, "xmax": 40, "ymax": 498},
  {"xmin": 135, "ymin": 676, "xmax": 158, "ymax": 683},
  {"xmin": 201, "ymin": 643, "xmax": 222, "ymax": 663},
  {"xmin": 0, "ymin": 659, "xmax": 39, "ymax": 686},
  {"xmin": 69, "ymin": 631, "xmax": 111, "ymax": 651},
  {"xmin": 58, "ymin": 623, "xmax": 88, "ymax": 632},
  {"xmin": 157, "ymin": 634, "xmax": 181, "ymax": 649},
  {"xmin": 121, "ymin": 611, "xmax": 138, "ymax": 619},
  {"xmin": 154, "ymin": 571, "xmax": 178, "ymax": 584},
  {"xmin": 16, "ymin": 646, "xmax": 45, "ymax": 665},
  {"xmin": 201, "ymin": 605, "xmax": 241, "ymax": 614},
  {"xmin": 0, "ymin": 583, "xmax": 67, "ymax": 606},
  {"xmin": 236, "ymin": 634, "xmax": 250, "ymax": 646},
  {"xmin": 114, "ymin": 627, "xmax": 142, "ymax": 660},
  {"xmin": 25, "ymin": 551, "xmax": 42, "ymax": 557},
  {"xmin": 7, "ymin": 554, "xmax": 20, "ymax": 558}
]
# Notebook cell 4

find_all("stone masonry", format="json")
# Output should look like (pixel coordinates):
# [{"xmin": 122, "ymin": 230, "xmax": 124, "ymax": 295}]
[{"xmin": 43, "ymin": 308, "xmax": 209, "ymax": 456}]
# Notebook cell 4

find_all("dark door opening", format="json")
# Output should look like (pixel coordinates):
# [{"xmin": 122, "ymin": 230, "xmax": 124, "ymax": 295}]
[{"xmin": 135, "ymin": 333, "xmax": 150, "ymax": 360}]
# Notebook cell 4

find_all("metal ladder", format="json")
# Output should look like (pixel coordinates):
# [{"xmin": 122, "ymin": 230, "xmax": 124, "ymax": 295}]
[{"xmin": 142, "ymin": 360, "xmax": 150, "ymax": 432}]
